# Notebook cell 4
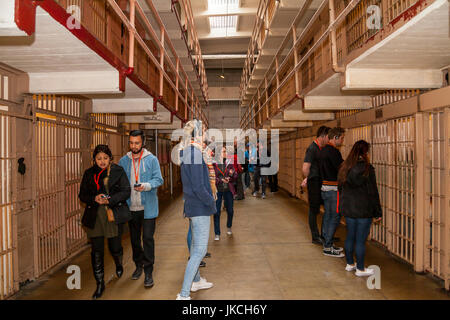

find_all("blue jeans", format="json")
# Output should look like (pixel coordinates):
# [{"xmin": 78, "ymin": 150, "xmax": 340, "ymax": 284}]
[
  {"xmin": 344, "ymin": 217, "xmax": 372, "ymax": 270},
  {"xmin": 244, "ymin": 171, "xmax": 250, "ymax": 188},
  {"xmin": 214, "ymin": 191, "xmax": 234, "ymax": 236},
  {"xmin": 180, "ymin": 215, "xmax": 210, "ymax": 297},
  {"xmin": 321, "ymin": 190, "xmax": 340, "ymax": 248},
  {"xmin": 186, "ymin": 220, "xmax": 192, "ymax": 252}
]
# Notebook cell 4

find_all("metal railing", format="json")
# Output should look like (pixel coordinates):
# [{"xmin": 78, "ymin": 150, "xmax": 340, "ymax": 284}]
[
  {"xmin": 51, "ymin": 0, "xmax": 208, "ymax": 127},
  {"xmin": 240, "ymin": 0, "xmax": 278, "ymax": 103},
  {"xmin": 172, "ymin": 0, "xmax": 209, "ymax": 103},
  {"xmin": 240, "ymin": 0, "xmax": 425, "ymax": 130}
]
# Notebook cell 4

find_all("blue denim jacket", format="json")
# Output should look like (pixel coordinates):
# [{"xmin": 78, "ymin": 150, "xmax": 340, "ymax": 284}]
[{"xmin": 180, "ymin": 145, "xmax": 216, "ymax": 217}]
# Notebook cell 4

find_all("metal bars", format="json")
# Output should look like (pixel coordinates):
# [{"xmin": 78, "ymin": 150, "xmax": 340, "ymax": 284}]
[
  {"xmin": 91, "ymin": 113, "xmax": 123, "ymax": 161},
  {"xmin": 346, "ymin": 0, "xmax": 382, "ymax": 53},
  {"xmin": 393, "ymin": 117, "xmax": 415, "ymax": 263},
  {"xmin": 240, "ymin": 0, "xmax": 429, "ymax": 130},
  {"xmin": 0, "ymin": 74, "xmax": 9, "ymax": 101},
  {"xmin": 0, "ymin": 114, "xmax": 16, "ymax": 299},
  {"xmin": 423, "ymin": 109, "xmax": 450, "ymax": 289},
  {"xmin": 384, "ymin": 0, "xmax": 418, "ymax": 25},
  {"xmin": 174, "ymin": 0, "xmax": 208, "ymax": 101},
  {"xmin": 51, "ymin": 0, "xmax": 208, "ymax": 123},
  {"xmin": 338, "ymin": 119, "xmax": 416, "ymax": 263},
  {"xmin": 285, "ymin": 116, "xmax": 420, "ymax": 271},
  {"xmin": 63, "ymin": 99, "xmax": 88, "ymax": 256},
  {"xmin": 32, "ymin": 96, "xmax": 125, "ymax": 277},
  {"xmin": 0, "ymin": 93, "xmax": 129, "ymax": 299},
  {"xmin": 371, "ymin": 121, "xmax": 395, "ymax": 247},
  {"xmin": 372, "ymin": 89, "xmax": 422, "ymax": 108},
  {"xmin": 35, "ymin": 118, "xmax": 66, "ymax": 275}
]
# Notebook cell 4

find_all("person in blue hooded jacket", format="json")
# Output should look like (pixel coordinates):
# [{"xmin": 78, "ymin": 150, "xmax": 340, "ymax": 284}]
[
  {"xmin": 176, "ymin": 120, "xmax": 216, "ymax": 300},
  {"xmin": 118, "ymin": 130, "xmax": 163, "ymax": 288}
]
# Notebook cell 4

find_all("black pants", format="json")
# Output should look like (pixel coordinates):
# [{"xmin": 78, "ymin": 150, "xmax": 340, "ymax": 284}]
[
  {"xmin": 236, "ymin": 172, "xmax": 245, "ymax": 199},
  {"xmin": 129, "ymin": 211, "xmax": 156, "ymax": 274},
  {"xmin": 90, "ymin": 234, "xmax": 123, "ymax": 259},
  {"xmin": 253, "ymin": 167, "xmax": 267, "ymax": 195},
  {"xmin": 268, "ymin": 174, "xmax": 278, "ymax": 192},
  {"xmin": 244, "ymin": 171, "xmax": 250, "ymax": 188},
  {"xmin": 307, "ymin": 177, "xmax": 323, "ymax": 240}
]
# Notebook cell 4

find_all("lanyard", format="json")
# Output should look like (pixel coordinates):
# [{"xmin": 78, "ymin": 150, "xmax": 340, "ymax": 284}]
[
  {"xmin": 132, "ymin": 151, "xmax": 143, "ymax": 183},
  {"xmin": 94, "ymin": 168, "xmax": 106, "ymax": 191},
  {"xmin": 216, "ymin": 165, "xmax": 226, "ymax": 177},
  {"xmin": 216, "ymin": 160, "xmax": 230, "ymax": 177},
  {"xmin": 314, "ymin": 139, "xmax": 322, "ymax": 150}
]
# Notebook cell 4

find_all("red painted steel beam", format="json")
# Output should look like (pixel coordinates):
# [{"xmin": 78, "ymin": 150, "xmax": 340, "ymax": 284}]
[
  {"xmin": 15, "ymin": 0, "xmax": 37, "ymax": 35},
  {"xmin": 34, "ymin": 0, "xmax": 130, "ymax": 84},
  {"xmin": 365, "ymin": 0, "xmax": 432, "ymax": 44},
  {"xmin": 170, "ymin": 0, "xmax": 208, "ymax": 105},
  {"xmin": 15, "ymin": 0, "xmax": 184, "ymax": 121}
]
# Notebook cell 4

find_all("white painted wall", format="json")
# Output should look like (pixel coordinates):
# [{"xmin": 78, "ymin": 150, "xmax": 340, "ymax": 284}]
[{"xmin": 0, "ymin": 0, "xmax": 27, "ymax": 36}]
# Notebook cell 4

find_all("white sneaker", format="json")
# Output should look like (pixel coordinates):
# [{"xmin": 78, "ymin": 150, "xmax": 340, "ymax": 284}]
[
  {"xmin": 214, "ymin": 235, "xmax": 220, "ymax": 241},
  {"xmin": 355, "ymin": 268, "xmax": 375, "ymax": 277},
  {"xmin": 191, "ymin": 277, "xmax": 214, "ymax": 292},
  {"xmin": 345, "ymin": 264, "xmax": 356, "ymax": 271},
  {"xmin": 227, "ymin": 228, "xmax": 232, "ymax": 235},
  {"xmin": 176, "ymin": 293, "xmax": 191, "ymax": 300}
]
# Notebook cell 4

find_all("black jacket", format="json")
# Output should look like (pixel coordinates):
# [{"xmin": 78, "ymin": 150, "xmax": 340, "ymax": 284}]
[
  {"xmin": 338, "ymin": 161, "xmax": 382, "ymax": 219},
  {"xmin": 319, "ymin": 144, "xmax": 343, "ymax": 187},
  {"xmin": 79, "ymin": 163, "xmax": 131, "ymax": 229}
]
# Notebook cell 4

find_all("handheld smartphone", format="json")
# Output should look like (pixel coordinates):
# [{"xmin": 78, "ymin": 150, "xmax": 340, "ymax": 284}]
[
  {"xmin": 134, "ymin": 183, "xmax": 142, "ymax": 187},
  {"xmin": 101, "ymin": 194, "xmax": 111, "ymax": 199}
]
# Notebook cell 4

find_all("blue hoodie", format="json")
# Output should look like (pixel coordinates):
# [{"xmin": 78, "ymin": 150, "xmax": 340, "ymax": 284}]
[
  {"xmin": 118, "ymin": 149, "xmax": 163, "ymax": 219},
  {"xmin": 180, "ymin": 145, "xmax": 216, "ymax": 217}
]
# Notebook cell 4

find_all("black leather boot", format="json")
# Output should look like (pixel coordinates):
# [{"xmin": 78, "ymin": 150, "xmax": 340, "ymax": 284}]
[
  {"xmin": 144, "ymin": 272, "xmax": 154, "ymax": 288},
  {"xmin": 131, "ymin": 264, "xmax": 143, "ymax": 280},
  {"xmin": 113, "ymin": 254, "xmax": 123, "ymax": 278},
  {"xmin": 91, "ymin": 251, "xmax": 105, "ymax": 299}
]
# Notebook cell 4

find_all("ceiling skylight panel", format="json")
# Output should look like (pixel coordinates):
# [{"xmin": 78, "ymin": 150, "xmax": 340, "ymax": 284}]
[
  {"xmin": 207, "ymin": 0, "xmax": 239, "ymax": 10},
  {"xmin": 209, "ymin": 15, "xmax": 238, "ymax": 30}
]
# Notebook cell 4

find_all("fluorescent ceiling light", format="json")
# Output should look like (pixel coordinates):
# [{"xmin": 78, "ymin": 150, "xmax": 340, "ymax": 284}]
[
  {"xmin": 209, "ymin": 15, "xmax": 238, "ymax": 30},
  {"xmin": 208, "ymin": 0, "xmax": 239, "ymax": 9}
]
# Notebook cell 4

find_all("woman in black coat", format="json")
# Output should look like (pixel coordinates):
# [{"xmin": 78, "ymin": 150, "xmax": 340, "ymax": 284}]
[
  {"xmin": 79, "ymin": 144, "xmax": 131, "ymax": 299},
  {"xmin": 337, "ymin": 140, "xmax": 382, "ymax": 277}
]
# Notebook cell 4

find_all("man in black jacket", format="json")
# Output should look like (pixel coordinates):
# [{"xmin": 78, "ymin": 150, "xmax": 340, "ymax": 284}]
[
  {"xmin": 319, "ymin": 127, "xmax": 345, "ymax": 257},
  {"xmin": 301, "ymin": 126, "xmax": 330, "ymax": 245}
]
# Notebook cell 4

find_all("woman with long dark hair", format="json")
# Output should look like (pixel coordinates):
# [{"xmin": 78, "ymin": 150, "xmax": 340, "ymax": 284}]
[
  {"xmin": 79, "ymin": 144, "xmax": 131, "ymax": 299},
  {"xmin": 337, "ymin": 140, "xmax": 382, "ymax": 276}
]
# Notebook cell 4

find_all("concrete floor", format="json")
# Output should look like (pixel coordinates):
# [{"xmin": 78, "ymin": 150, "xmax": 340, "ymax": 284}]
[{"xmin": 13, "ymin": 189, "xmax": 450, "ymax": 300}]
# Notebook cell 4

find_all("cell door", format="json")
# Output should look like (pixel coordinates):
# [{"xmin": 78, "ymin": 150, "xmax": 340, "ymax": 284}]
[
  {"xmin": 33, "ymin": 95, "xmax": 66, "ymax": 276},
  {"xmin": 0, "ymin": 114, "xmax": 18, "ymax": 299}
]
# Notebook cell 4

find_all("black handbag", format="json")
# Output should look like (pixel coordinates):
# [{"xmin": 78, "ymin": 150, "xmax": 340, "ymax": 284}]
[{"xmin": 111, "ymin": 201, "xmax": 132, "ymax": 225}]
